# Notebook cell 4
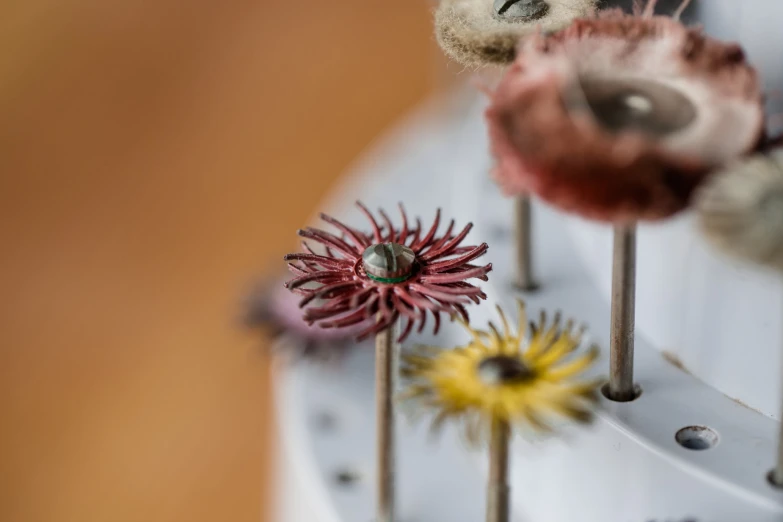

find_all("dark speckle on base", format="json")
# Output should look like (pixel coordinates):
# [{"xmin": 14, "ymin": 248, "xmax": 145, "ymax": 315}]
[{"xmin": 661, "ymin": 350, "xmax": 690, "ymax": 374}]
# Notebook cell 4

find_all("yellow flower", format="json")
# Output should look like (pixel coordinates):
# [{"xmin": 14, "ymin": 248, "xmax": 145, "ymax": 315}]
[{"xmin": 400, "ymin": 301, "xmax": 602, "ymax": 444}]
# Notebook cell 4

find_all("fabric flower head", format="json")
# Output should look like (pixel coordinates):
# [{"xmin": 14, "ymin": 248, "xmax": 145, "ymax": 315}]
[
  {"xmin": 696, "ymin": 147, "xmax": 783, "ymax": 271},
  {"xmin": 244, "ymin": 278, "xmax": 363, "ymax": 361},
  {"xmin": 485, "ymin": 1, "xmax": 764, "ymax": 223},
  {"xmin": 284, "ymin": 202, "xmax": 492, "ymax": 342},
  {"xmin": 401, "ymin": 301, "xmax": 601, "ymax": 444},
  {"xmin": 435, "ymin": 0, "xmax": 597, "ymax": 68}
]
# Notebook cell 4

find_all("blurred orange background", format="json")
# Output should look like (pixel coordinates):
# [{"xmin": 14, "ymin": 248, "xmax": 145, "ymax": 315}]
[{"xmin": 0, "ymin": 1, "xmax": 436, "ymax": 521}]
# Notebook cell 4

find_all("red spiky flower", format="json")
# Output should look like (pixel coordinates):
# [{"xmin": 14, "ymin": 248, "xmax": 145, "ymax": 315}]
[
  {"xmin": 485, "ymin": 0, "xmax": 764, "ymax": 223},
  {"xmin": 284, "ymin": 202, "xmax": 493, "ymax": 342}
]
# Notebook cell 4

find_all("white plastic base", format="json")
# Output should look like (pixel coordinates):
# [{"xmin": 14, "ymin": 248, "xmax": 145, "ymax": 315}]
[
  {"xmin": 272, "ymin": 84, "xmax": 783, "ymax": 521},
  {"xmin": 273, "ymin": 3, "xmax": 783, "ymax": 517}
]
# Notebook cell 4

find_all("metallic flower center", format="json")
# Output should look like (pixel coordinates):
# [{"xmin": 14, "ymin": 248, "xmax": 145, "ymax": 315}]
[
  {"xmin": 570, "ymin": 76, "xmax": 697, "ymax": 138},
  {"xmin": 362, "ymin": 243, "xmax": 416, "ymax": 284},
  {"xmin": 478, "ymin": 355, "xmax": 534, "ymax": 385},
  {"xmin": 494, "ymin": 0, "xmax": 549, "ymax": 22}
]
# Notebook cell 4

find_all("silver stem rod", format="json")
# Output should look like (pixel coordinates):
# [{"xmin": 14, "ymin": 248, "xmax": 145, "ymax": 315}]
[
  {"xmin": 514, "ymin": 195, "xmax": 538, "ymax": 292},
  {"xmin": 486, "ymin": 418, "xmax": 510, "ymax": 522},
  {"xmin": 773, "ymin": 313, "xmax": 783, "ymax": 486},
  {"xmin": 376, "ymin": 321, "xmax": 398, "ymax": 522},
  {"xmin": 774, "ymin": 399, "xmax": 783, "ymax": 486},
  {"xmin": 608, "ymin": 223, "xmax": 637, "ymax": 402}
]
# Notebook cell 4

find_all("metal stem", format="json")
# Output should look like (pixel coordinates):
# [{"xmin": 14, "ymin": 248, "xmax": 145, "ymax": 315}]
[
  {"xmin": 486, "ymin": 417, "xmax": 510, "ymax": 522},
  {"xmin": 775, "ymin": 399, "xmax": 783, "ymax": 486},
  {"xmin": 514, "ymin": 195, "xmax": 538, "ymax": 292},
  {"xmin": 376, "ymin": 320, "xmax": 398, "ymax": 522},
  {"xmin": 773, "ymin": 313, "xmax": 783, "ymax": 486},
  {"xmin": 608, "ymin": 223, "xmax": 637, "ymax": 402}
]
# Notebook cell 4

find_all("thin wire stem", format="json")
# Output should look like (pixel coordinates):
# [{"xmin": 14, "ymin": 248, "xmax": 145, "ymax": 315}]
[
  {"xmin": 486, "ymin": 417, "xmax": 510, "ymax": 522},
  {"xmin": 514, "ymin": 195, "xmax": 538, "ymax": 292},
  {"xmin": 608, "ymin": 223, "xmax": 637, "ymax": 401},
  {"xmin": 376, "ymin": 319, "xmax": 399, "ymax": 522},
  {"xmin": 773, "ymin": 308, "xmax": 783, "ymax": 486}
]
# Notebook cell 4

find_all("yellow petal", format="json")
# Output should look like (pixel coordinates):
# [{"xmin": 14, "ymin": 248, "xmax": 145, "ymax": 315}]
[
  {"xmin": 530, "ymin": 334, "xmax": 580, "ymax": 367},
  {"xmin": 540, "ymin": 395, "xmax": 595, "ymax": 424},
  {"xmin": 521, "ymin": 404, "xmax": 553, "ymax": 434},
  {"xmin": 496, "ymin": 304, "xmax": 511, "ymax": 339},
  {"xmin": 543, "ymin": 345, "xmax": 600, "ymax": 381}
]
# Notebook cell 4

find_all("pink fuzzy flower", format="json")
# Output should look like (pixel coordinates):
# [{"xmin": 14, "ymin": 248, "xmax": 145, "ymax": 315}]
[
  {"xmin": 485, "ymin": 0, "xmax": 764, "ymax": 223},
  {"xmin": 244, "ymin": 279, "xmax": 365, "ymax": 361}
]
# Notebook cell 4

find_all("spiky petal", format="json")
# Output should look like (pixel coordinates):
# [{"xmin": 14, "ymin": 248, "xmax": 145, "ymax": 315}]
[
  {"xmin": 400, "ymin": 301, "xmax": 602, "ymax": 445},
  {"xmin": 284, "ymin": 202, "xmax": 492, "ymax": 343}
]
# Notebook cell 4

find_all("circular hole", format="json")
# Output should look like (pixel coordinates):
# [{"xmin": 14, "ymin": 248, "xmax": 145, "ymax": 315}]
[
  {"xmin": 767, "ymin": 469, "xmax": 783, "ymax": 489},
  {"xmin": 333, "ymin": 468, "xmax": 361, "ymax": 487},
  {"xmin": 513, "ymin": 279, "xmax": 540, "ymax": 293},
  {"xmin": 601, "ymin": 383, "xmax": 642, "ymax": 403},
  {"xmin": 675, "ymin": 426, "xmax": 719, "ymax": 451},
  {"xmin": 489, "ymin": 224, "xmax": 511, "ymax": 241},
  {"xmin": 314, "ymin": 411, "xmax": 337, "ymax": 432}
]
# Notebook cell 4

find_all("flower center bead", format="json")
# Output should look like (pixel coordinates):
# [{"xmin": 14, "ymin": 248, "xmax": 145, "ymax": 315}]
[
  {"xmin": 362, "ymin": 243, "xmax": 416, "ymax": 284},
  {"xmin": 568, "ymin": 76, "xmax": 697, "ymax": 138},
  {"xmin": 494, "ymin": 0, "xmax": 549, "ymax": 22},
  {"xmin": 478, "ymin": 355, "xmax": 535, "ymax": 385}
]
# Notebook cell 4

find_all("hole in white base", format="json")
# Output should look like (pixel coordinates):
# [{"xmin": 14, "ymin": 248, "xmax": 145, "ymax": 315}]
[
  {"xmin": 333, "ymin": 468, "xmax": 362, "ymax": 487},
  {"xmin": 315, "ymin": 411, "xmax": 337, "ymax": 432},
  {"xmin": 767, "ymin": 469, "xmax": 783, "ymax": 489},
  {"xmin": 489, "ymin": 224, "xmax": 510, "ymax": 241},
  {"xmin": 675, "ymin": 426, "xmax": 719, "ymax": 450},
  {"xmin": 601, "ymin": 383, "xmax": 642, "ymax": 402}
]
